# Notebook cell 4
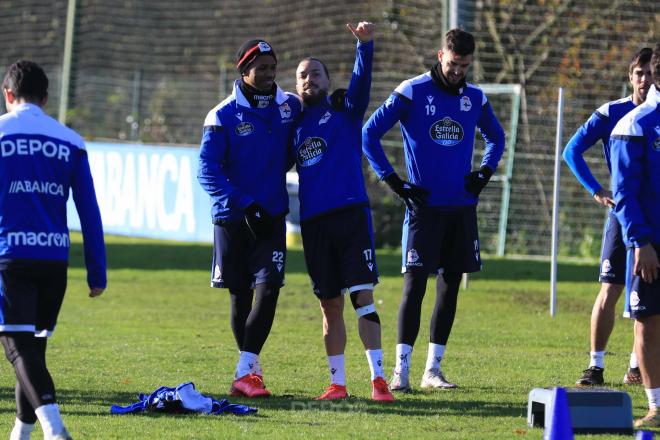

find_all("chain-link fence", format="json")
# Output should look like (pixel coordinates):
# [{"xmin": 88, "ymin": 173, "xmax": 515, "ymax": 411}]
[{"xmin": 1, "ymin": 0, "xmax": 657, "ymax": 255}]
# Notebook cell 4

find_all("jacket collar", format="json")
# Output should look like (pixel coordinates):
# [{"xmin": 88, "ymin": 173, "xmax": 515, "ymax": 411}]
[{"xmin": 232, "ymin": 80, "xmax": 288, "ymax": 108}]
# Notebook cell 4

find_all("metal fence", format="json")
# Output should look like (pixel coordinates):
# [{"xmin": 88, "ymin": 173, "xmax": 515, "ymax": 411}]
[{"xmin": 1, "ymin": 0, "xmax": 657, "ymax": 255}]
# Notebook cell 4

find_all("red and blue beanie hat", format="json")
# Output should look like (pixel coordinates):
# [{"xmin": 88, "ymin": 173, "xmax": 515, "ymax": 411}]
[{"xmin": 236, "ymin": 39, "xmax": 277, "ymax": 73}]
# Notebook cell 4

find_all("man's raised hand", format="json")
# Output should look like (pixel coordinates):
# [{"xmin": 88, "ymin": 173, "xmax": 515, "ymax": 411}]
[{"xmin": 347, "ymin": 22, "xmax": 375, "ymax": 42}]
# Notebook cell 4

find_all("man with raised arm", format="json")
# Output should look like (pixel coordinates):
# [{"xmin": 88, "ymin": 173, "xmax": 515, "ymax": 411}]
[{"xmin": 292, "ymin": 21, "xmax": 393, "ymax": 402}]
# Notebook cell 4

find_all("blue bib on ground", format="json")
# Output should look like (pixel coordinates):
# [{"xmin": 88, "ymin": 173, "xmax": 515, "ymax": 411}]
[{"xmin": 110, "ymin": 381, "xmax": 257, "ymax": 415}]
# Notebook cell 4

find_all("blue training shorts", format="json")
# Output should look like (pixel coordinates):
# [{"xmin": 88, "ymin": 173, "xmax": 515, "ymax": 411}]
[
  {"xmin": 599, "ymin": 211, "xmax": 627, "ymax": 285},
  {"xmin": 0, "ymin": 260, "xmax": 67, "ymax": 337},
  {"xmin": 402, "ymin": 205, "xmax": 481, "ymax": 275},
  {"xmin": 301, "ymin": 205, "xmax": 378, "ymax": 299},
  {"xmin": 211, "ymin": 218, "xmax": 286, "ymax": 289},
  {"xmin": 627, "ymin": 243, "xmax": 660, "ymax": 320}
]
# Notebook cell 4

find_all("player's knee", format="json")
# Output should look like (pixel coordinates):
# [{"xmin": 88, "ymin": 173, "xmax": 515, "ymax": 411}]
[
  {"xmin": 1, "ymin": 334, "xmax": 37, "ymax": 365},
  {"xmin": 349, "ymin": 290, "xmax": 373, "ymax": 308},
  {"xmin": 599, "ymin": 283, "xmax": 624, "ymax": 303},
  {"xmin": 442, "ymin": 271, "xmax": 463, "ymax": 290},
  {"xmin": 255, "ymin": 284, "xmax": 280, "ymax": 303},
  {"xmin": 402, "ymin": 272, "xmax": 427, "ymax": 298},
  {"xmin": 350, "ymin": 294, "xmax": 381, "ymax": 324},
  {"xmin": 320, "ymin": 296, "xmax": 343, "ymax": 318}
]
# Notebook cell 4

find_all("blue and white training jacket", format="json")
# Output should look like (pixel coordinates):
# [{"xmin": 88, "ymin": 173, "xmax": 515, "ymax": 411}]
[
  {"xmin": 198, "ymin": 81, "xmax": 302, "ymax": 223},
  {"xmin": 610, "ymin": 84, "xmax": 660, "ymax": 248},
  {"xmin": 362, "ymin": 72, "xmax": 505, "ymax": 207},
  {"xmin": 0, "ymin": 103, "xmax": 106, "ymax": 288},
  {"xmin": 563, "ymin": 96, "xmax": 636, "ymax": 196},
  {"xmin": 292, "ymin": 40, "xmax": 373, "ymax": 221}
]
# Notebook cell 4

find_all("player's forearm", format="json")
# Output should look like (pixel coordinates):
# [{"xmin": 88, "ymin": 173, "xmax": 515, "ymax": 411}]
[
  {"xmin": 362, "ymin": 132, "xmax": 394, "ymax": 179},
  {"xmin": 362, "ymin": 99, "xmax": 404, "ymax": 179},
  {"xmin": 345, "ymin": 40, "xmax": 374, "ymax": 116},
  {"xmin": 478, "ymin": 105, "xmax": 506, "ymax": 171},
  {"xmin": 197, "ymin": 140, "xmax": 253, "ymax": 212},
  {"xmin": 563, "ymin": 133, "xmax": 602, "ymax": 195},
  {"xmin": 72, "ymin": 175, "xmax": 107, "ymax": 289}
]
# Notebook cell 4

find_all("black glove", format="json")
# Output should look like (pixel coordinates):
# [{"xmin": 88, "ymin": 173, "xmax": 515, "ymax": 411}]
[
  {"xmin": 244, "ymin": 203, "xmax": 275, "ymax": 240},
  {"xmin": 384, "ymin": 173, "xmax": 429, "ymax": 213},
  {"xmin": 330, "ymin": 88, "xmax": 347, "ymax": 111},
  {"xmin": 464, "ymin": 165, "xmax": 494, "ymax": 197}
]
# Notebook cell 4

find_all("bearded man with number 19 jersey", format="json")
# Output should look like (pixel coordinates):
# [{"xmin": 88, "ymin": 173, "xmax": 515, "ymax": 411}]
[{"xmin": 363, "ymin": 29, "xmax": 505, "ymax": 392}]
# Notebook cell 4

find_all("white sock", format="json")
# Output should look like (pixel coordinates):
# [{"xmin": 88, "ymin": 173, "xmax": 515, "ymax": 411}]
[
  {"xmin": 253, "ymin": 357, "xmax": 263, "ymax": 376},
  {"xmin": 395, "ymin": 343, "xmax": 413, "ymax": 374},
  {"xmin": 327, "ymin": 354, "xmax": 346, "ymax": 386},
  {"xmin": 34, "ymin": 404, "xmax": 64, "ymax": 438},
  {"xmin": 235, "ymin": 351, "xmax": 259, "ymax": 379},
  {"xmin": 425, "ymin": 343, "xmax": 446, "ymax": 371},
  {"xmin": 366, "ymin": 349, "xmax": 384, "ymax": 380},
  {"xmin": 10, "ymin": 418, "xmax": 35, "ymax": 440},
  {"xmin": 630, "ymin": 352, "xmax": 639, "ymax": 369},
  {"xmin": 645, "ymin": 387, "xmax": 660, "ymax": 410},
  {"xmin": 589, "ymin": 351, "xmax": 605, "ymax": 369}
]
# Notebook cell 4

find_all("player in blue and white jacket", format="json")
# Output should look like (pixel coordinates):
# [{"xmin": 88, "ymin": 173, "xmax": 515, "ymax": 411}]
[
  {"xmin": 363, "ymin": 29, "xmax": 505, "ymax": 392},
  {"xmin": 609, "ymin": 45, "xmax": 660, "ymax": 428},
  {"xmin": 197, "ymin": 39, "xmax": 302, "ymax": 398},
  {"xmin": 291, "ymin": 22, "xmax": 393, "ymax": 402},
  {"xmin": 0, "ymin": 60, "xmax": 106, "ymax": 440},
  {"xmin": 563, "ymin": 47, "xmax": 652, "ymax": 387}
]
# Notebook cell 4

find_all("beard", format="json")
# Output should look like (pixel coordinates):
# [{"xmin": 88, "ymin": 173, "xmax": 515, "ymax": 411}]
[{"xmin": 301, "ymin": 88, "xmax": 328, "ymax": 107}]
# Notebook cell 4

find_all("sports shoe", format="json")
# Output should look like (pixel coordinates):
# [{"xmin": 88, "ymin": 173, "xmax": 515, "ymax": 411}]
[
  {"xmin": 53, "ymin": 428, "xmax": 73, "ymax": 440},
  {"xmin": 635, "ymin": 409, "xmax": 660, "ymax": 428},
  {"xmin": 230, "ymin": 373, "xmax": 271, "ymax": 398},
  {"xmin": 230, "ymin": 374, "xmax": 267, "ymax": 397},
  {"xmin": 315, "ymin": 384, "xmax": 347, "ymax": 400},
  {"xmin": 388, "ymin": 369, "xmax": 411, "ymax": 393},
  {"xmin": 575, "ymin": 366, "xmax": 604, "ymax": 386},
  {"xmin": 420, "ymin": 369, "xmax": 458, "ymax": 389},
  {"xmin": 371, "ymin": 377, "xmax": 395, "ymax": 402},
  {"xmin": 623, "ymin": 367, "xmax": 643, "ymax": 385}
]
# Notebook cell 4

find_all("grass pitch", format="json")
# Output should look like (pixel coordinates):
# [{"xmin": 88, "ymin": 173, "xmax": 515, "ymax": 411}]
[{"xmin": 0, "ymin": 234, "xmax": 649, "ymax": 439}]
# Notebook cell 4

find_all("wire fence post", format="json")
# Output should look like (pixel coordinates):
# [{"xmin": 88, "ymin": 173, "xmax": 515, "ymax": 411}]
[
  {"xmin": 58, "ymin": 0, "xmax": 77, "ymax": 124},
  {"xmin": 550, "ymin": 87, "xmax": 564, "ymax": 317}
]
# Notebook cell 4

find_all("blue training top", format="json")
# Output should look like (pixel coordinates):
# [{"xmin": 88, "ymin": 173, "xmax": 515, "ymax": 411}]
[
  {"xmin": 0, "ymin": 103, "xmax": 106, "ymax": 288},
  {"xmin": 610, "ymin": 84, "xmax": 660, "ymax": 248},
  {"xmin": 362, "ymin": 72, "xmax": 505, "ymax": 207},
  {"xmin": 563, "ymin": 96, "xmax": 636, "ymax": 196},
  {"xmin": 198, "ymin": 81, "xmax": 302, "ymax": 223},
  {"xmin": 292, "ymin": 40, "xmax": 373, "ymax": 221}
]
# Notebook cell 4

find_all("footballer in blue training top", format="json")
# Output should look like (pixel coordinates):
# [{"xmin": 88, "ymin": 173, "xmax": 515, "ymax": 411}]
[
  {"xmin": 291, "ymin": 21, "xmax": 394, "ymax": 403},
  {"xmin": 0, "ymin": 60, "xmax": 106, "ymax": 440},
  {"xmin": 197, "ymin": 38, "xmax": 302, "ymax": 399},
  {"xmin": 363, "ymin": 28, "xmax": 505, "ymax": 392},
  {"xmin": 563, "ymin": 47, "xmax": 651, "ymax": 388},
  {"xmin": 609, "ymin": 44, "xmax": 660, "ymax": 429}
]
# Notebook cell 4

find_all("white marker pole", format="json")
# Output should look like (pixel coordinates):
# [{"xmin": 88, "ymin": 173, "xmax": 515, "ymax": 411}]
[{"xmin": 550, "ymin": 87, "xmax": 564, "ymax": 317}]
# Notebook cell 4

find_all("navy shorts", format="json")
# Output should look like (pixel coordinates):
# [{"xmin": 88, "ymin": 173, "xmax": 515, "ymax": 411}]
[
  {"xmin": 211, "ymin": 218, "xmax": 286, "ymax": 289},
  {"xmin": 0, "ymin": 260, "xmax": 68, "ymax": 337},
  {"xmin": 301, "ymin": 206, "xmax": 379, "ymax": 299},
  {"xmin": 599, "ymin": 211, "xmax": 626, "ymax": 285},
  {"xmin": 402, "ymin": 205, "xmax": 481, "ymax": 275},
  {"xmin": 627, "ymin": 244, "xmax": 660, "ymax": 320}
]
